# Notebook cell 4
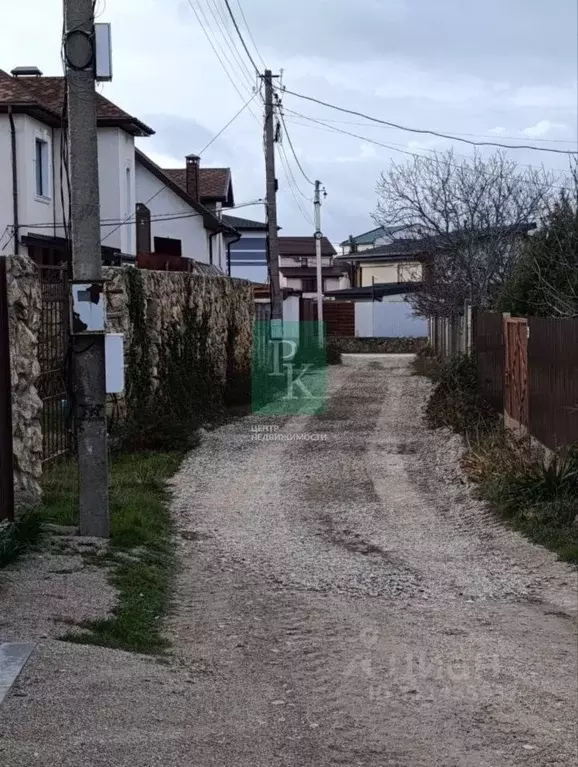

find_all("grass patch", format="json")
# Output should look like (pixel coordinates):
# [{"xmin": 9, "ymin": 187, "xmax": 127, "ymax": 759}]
[
  {"xmin": 0, "ymin": 509, "xmax": 45, "ymax": 569},
  {"xmin": 422, "ymin": 354, "xmax": 578, "ymax": 565},
  {"xmin": 41, "ymin": 451, "xmax": 183, "ymax": 653}
]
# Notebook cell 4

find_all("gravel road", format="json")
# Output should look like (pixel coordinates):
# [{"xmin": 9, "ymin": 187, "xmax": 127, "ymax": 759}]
[{"xmin": 1, "ymin": 354, "xmax": 576, "ymax": 766}]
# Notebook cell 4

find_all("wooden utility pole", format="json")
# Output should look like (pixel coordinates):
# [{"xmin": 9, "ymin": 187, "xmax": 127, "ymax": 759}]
[
  {"xmin": 263, "ymin": 70, "xmax": 283, "ymax": 334},
  {"xmin": 0, "ymin": 258, "xmax": 15, "ymax": 522},
  {"xmin": 64, "ymin": 0, "xmax": 109, "ymax": 537}
]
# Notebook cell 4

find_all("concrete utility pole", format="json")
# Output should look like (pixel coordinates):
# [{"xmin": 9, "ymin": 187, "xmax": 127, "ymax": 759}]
[
  {"xmin": 263, "ymin": 70, "xmax": 283, "ymax": 334},
  {"xmin": 314, "ymin": 180, "xmax": 324, "ymax": 345},
  {"xmin": 64, "ymin": 0, "xmax": 109, "ymax": 537}
]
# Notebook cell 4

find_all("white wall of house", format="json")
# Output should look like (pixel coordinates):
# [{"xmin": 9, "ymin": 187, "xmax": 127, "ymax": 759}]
[
  {"xmin": 359, "ymin": 261, "xmax": 423, "ymax": 286},
  {"xmin": 355, "ymin": 296, "xmax": 427, "ymax": 338},
  {"xmin": 0, "ymin": 116, "xmax": 139, "ymax": 255},
  {"xmin": 135, "ymin": 159, "xmax": 210, "ymax": 262},
  {"xmin": 0, "ymin": 114, "xmax": 57, "ymax": 249}
]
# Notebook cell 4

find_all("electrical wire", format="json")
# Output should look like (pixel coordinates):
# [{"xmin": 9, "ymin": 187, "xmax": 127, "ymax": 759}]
[
  {"xmin": 198, "ymin": 92, "xmax": 258, "ymax": 155},
  {"xmin": 277, "ymin": 145, "xmax": 314, "ymax": 227},
  {"xmin": 185, "ymin": 0, "xmax": 261, "ymax": 124},
  {"xmin": 276, "ymin": 96, "xmax": 315, "ymax": 187},
  {"xmin": 284, "ymin": 111, "xmax": 575, "ymax": 192},
  {"xmin": 222, "ymin": 0, "xmax": 260, "ymax": 74},
  {"xmin": 204, "ymin": 0, "xmax": 257, "ymax": 91},
  {"xmin": 234, "ymin": 0, "xmax": 267, "ymax": 70},
  {"xmin": 280, "ymin": 87, "xmax": 578, "ymax": 156},
  {"xmin": 283, "ymin": 114, "xmax": 578, "ymax": 146}
]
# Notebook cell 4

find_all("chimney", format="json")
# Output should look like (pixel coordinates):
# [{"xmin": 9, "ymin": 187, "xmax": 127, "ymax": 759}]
[
  {"xmin": 11, "ymin": 66, "xmax": 43, "ymax": 77},
  {"xmin": 185, "ymin": 154, "xmax": 200, "ymax": 202}
]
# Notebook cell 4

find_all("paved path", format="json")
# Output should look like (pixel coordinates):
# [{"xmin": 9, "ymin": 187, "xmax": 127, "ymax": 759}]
[{"xmin": 1, "ymin": 356, "xmax": 576, "ymax": 766}]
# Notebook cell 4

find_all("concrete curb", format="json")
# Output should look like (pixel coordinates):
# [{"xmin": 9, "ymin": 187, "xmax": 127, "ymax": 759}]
[{"xmin": 0, "ymin": 642, "xmax": 35, "ymax": 704}]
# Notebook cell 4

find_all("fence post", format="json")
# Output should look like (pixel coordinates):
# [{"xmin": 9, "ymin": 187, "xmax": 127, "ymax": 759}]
[{"xmin": 0, "ymin": 258, "xmax": 15, "ymax": 521}]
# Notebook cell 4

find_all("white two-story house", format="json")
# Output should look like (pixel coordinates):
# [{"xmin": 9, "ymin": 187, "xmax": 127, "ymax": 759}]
[{"xmin": 0, "ymin": 66, "xmax": 236, "ymax": 269}]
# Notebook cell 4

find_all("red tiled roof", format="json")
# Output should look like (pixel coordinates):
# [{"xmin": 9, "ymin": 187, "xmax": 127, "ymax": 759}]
[
  {"xmin": 163, "ymin": 167, "xmax": 232, "ymax": 203},
  {"xmin": 0, "ymin": 70, "xmax": 153, "ymax": 136},
  {"xmin": 278, "ymin": 236, "xmax": 336, "ymax": 257}
]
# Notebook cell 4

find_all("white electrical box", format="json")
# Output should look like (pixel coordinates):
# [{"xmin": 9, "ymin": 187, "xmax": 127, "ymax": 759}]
[
  {"xmin": 71, "ymin": 283, "xmax": 106, "ymax": 334},
  {"xmin": 105, "ymin": 333, "xmax": 124, "ymax": 394},
  {"xmin": 95, "ymin": 23, "xmax": 113, "ymax": 82}
]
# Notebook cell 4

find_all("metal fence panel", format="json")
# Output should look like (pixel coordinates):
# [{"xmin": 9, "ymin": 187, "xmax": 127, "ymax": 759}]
[
  {"xmin": 473, "ymin": 311, "xmax": 504, "ymax": 414},
  {"xmin": 528, "ymin": 316, "xmax": 578, "ymax": 451},
  {"xmin": 37, "ymin": 265, "xmax": 72, "ymax": 463}
]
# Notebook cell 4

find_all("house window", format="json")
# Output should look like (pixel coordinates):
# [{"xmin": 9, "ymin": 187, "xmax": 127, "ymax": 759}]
[
  {"xmin": 302, "ymin": 277, "xmax": 317, "ymax": 292},
  {"xmin": 35, "ymin": 138, "xmax": 50, "ymax": 198},
  {"xmin": 154, "ymin": 236, "xmax": 182, "ymax": 257}
]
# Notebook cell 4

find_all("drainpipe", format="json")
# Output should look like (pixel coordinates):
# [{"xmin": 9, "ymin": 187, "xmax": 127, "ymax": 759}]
[
  {"xmin": 226, "ymin": 232, "xmax": 241, "ymax": 277},
  {"xmin": 8, "ymin": 107, "xmax": 19, "ymax": 255}
]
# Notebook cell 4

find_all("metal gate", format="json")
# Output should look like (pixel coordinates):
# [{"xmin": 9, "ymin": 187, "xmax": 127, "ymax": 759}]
[
  {"xmin": 37, "ymin": 264, "xmax": 72, "ymax": 463},
  {"xmin": 504, "ymin": 315, "xmax": 529, "ymax": 430}
]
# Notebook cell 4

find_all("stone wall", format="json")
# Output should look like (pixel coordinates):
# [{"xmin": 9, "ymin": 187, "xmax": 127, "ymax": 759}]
[
  {"xmin": 103, "ymin": 267, "xmax": 254, "ymax": 440},
  {"xmin": 6, "ymin": 256, "xmax": 43, "ymax": 507}
]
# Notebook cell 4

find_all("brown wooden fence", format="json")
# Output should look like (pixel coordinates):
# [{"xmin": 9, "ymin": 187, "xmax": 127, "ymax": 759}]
[
  {"xmin": 472, "ymin": 310, "xmax": 578, "ymax": 451},
  {"xmin": 504, "ymin": 316, "xmax": 529, "ymax": 431},
  {"xmin": 527, "ymin": 317, "xmax": 578, "ymax": 451}
]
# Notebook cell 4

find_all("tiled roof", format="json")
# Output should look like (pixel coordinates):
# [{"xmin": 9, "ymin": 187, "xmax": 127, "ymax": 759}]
[
  {"xmin": 163, "ymin": 167, "xmax": 232, "ymax": 203},
  {"xmin": 278, "ymin": 236, "xmax": 336, "ymax": 257},
  {"xmin": 222, "ymin": 214, "xmax": 267, "ymax": 231},
  {"xmin": 339, "ymin": 225, "xmax": 409, "ymax": 247},
  {"xmin": 0, "ymin": 70, "xmax": 153, "ymax": 136},
  {"xmin": 135, "ymin": 149, "xmax": 224, "ymax": 233},
  {"xmin": 336, "ymin": 223, "xmax": 537, "ymax": 262}
]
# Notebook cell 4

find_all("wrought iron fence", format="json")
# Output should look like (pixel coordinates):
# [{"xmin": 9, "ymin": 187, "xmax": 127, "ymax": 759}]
[{"xmin": 37, "ymin": 264, "xmax": 72, "ymax": 463}]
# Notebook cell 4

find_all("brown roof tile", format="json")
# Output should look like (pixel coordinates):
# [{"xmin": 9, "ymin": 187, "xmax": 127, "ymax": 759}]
[
  {"xmin": 0, "ymin": 70, "xmax": 153, "ymax": 135},
  {"xmin": 163, "ymin": 167, "xmax": 232, "ymax": 203},
  {"xmin": 278, "ymin": 236, "xmax": 336, "ymax": 257}
]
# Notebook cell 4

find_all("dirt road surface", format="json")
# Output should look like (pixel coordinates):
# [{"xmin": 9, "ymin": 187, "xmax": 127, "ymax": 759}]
[{"xmin": 1, "ymin": 355, "xmax": 576, "ymax": 766}]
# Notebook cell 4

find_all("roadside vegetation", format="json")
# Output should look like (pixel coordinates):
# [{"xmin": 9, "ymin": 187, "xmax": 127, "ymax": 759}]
[
  {"xmin": 416, "ymin": 351, "xmax": 578, "ymax": 565},
  {"xmin": 41, "ymin": 451, "xmax": 183, "ymax": 654},
  {"xmin": 0, "ymin": 509, "xmax": 44, "ymax": 569}
]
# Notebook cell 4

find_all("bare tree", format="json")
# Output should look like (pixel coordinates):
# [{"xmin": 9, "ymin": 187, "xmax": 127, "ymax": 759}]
[{"xmin": 374, "ymin": 150, "xmax": 556, "ymax": 317}]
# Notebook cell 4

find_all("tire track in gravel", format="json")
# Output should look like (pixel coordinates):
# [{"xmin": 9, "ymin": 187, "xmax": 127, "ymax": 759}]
[{"xmin": 167, "ymin": 355, "xmax": 577, "ymax": 767}]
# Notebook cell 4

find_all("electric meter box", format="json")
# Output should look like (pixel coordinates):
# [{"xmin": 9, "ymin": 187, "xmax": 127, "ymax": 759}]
[{"xmin": 71, "ymin": 282, "xmax": 106, "ymax": 334}]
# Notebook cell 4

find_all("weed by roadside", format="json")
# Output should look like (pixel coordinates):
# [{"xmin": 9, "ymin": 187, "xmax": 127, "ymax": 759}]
[
  {"xmin": 412, "ymin": 345, "xmax": 443, "ymax": 382},
  {"xmin": 41, "ymin": 451, "xmax": 183, "ymax": 654},
  {"xmin": 416, "ymin": 354, "xmax": 578, "ymax": 565},
  {"xmin": 0, "ymin": 509, "xmax": 45, "ymax": 569}
]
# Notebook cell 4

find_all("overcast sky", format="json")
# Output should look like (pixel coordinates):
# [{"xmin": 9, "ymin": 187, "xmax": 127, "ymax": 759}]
[{"xmin": 2, "ymin": 0, "xmax": 577, "ymax": 242}]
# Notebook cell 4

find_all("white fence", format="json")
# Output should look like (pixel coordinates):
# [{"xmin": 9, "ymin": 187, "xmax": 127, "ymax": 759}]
[{"xmin": 428, "ymin": 302, "xmax": 473, "ymax": 358}]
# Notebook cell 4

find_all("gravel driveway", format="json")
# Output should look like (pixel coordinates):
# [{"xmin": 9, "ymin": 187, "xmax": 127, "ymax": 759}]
[{"xmin": 1, "ymin": 355, "xmax": 576, "ymax": 766}]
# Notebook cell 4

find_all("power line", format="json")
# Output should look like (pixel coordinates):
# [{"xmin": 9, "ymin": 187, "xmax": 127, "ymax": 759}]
[
  {"xmin": 234, "ymin": 0, "xmax": 267, "ymax": 69},
  {"xmin": 198, "ymin": 92, "xmax": 258, "ymax": 155},
  {"xmin": 280, "ymin": 87, "xmax": 578, "ymax": 156},
  {"xmin": 204, "ymin": 0, "xmax": 257, "ymax": 91},
  {"xmin": 22, "ymin": 200, "xmax": 265, "ymax": 233},
  {"xmin": 185, "ymin": 0, "xmax": 261, "ymax": 124},
  {"xmin": 277, "ymin": 144, "xmax": 314, "ymax": 226},
  {"xmin": 277, "ymin": 97, "xmax": 315, "ymax": 186},
  {"xmin": 283, "ymin": 114, "xmax": 578, "ymax": 146},
  {"xmin": 222, "ymin": 0, "xmax": 260, "ymax": 74},
  {"xmin": 277, "ymin": 143, "xmax": 312, "ymax": 202},
  {"xmin": 284, "ymin": 111, "xmax": 575, "ymax": 191}
]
